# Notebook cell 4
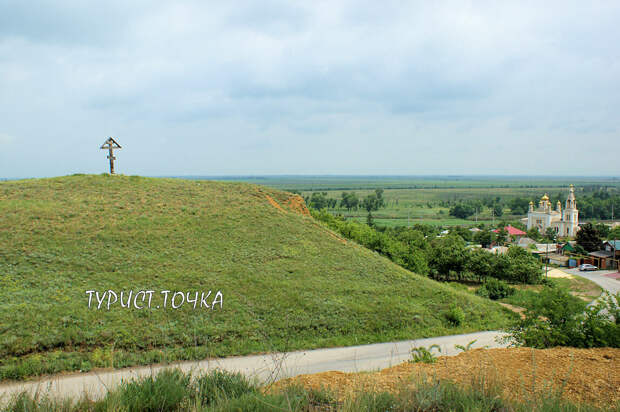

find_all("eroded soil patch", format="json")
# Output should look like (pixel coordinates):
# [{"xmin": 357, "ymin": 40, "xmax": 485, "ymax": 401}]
[{"xmin": 275, "ymin": 347, "xmax": 619, "ymax": 408}]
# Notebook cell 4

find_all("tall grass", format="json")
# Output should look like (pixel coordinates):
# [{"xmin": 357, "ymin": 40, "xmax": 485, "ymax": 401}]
[{"xmin": 2, "ymin": 369, "xmax": 617, "ymax": 412}]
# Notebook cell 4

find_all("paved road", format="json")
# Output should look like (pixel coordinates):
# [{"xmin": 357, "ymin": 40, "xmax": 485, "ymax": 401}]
[
  {"xmin": 0, "ymin": 331, "xmax": 507, "ymax": 404},
  {"xmin": 563, "ymin": 268, "xmax": 620, "ymax": 295}
]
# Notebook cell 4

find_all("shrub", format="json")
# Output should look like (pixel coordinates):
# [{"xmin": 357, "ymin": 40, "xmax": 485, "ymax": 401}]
[
  {"xmin": 476, "ymin": 285, "xmax": 490, "ymax": 299},
  {"xmin": 476, "ymin": 278, "xmax": 515, "ymax": 300},
  {"xmin": 445, "ymin": 305, "xmax": 465, "ymax": 326},
  {"xmin": 194, "ymin": 369, "xmax": 257, "ymax": 405},
  {"xmin": 109, "ymin": 369, "xmax": 191, "ymax": 412},
  {"xmin": 507, "ymin": 287, "xmax": 619, "ymax": 349}
]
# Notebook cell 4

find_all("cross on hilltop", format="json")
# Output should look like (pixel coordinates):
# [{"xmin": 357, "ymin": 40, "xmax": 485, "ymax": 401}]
[{"xmin": 100, "ymin": 137, "xmax": 122, "ymax": 174}]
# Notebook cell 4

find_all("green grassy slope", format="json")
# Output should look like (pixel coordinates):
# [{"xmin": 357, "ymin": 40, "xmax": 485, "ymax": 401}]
[{"xmin": 0, "ymin": 175, "xmax": 514, "ymax": 380}]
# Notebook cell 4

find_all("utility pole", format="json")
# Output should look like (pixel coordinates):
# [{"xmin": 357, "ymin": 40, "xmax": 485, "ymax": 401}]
[{"xmin": 545, "ymin": 242, "xmax": 549, "ymax": 279}]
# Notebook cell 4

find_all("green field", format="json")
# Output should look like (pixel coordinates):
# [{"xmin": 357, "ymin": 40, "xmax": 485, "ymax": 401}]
[
  {"xmin": 209, "ymin": 176, "xmax": 619, "ymax": 228},
  {"xmin": 193, "ymin": 176, "xmax": 620, "ymax": 191},
  {"xmin": 0, "ymin": 175, "xmax": 516, "ymax": 380},
  {"xmin": 349, "ymin": 216, "xmax": 475, "ymax": 227}
]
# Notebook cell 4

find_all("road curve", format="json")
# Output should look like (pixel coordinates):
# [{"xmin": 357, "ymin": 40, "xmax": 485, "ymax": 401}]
[
  {"xmin": 0, "ymin": 331, "xmax": 507, "ymax": 404},
  {"xmin": 563, "ymin": 269, "xmax": 620, "ymax": 295}
]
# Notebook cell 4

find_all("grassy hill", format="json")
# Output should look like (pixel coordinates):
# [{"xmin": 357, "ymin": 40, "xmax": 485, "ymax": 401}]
[{"xmin": 0, "ymin": 175, "xmax": 514, "ymax": 380}]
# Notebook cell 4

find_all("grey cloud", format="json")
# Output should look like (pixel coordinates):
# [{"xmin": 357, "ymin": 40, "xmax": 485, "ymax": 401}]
[
  {"xmin": 0, "ymin": 1, "xmax": 619, "ymax": 177},
  {"xmin": 0, "ymin": 1, "xmax": 150, "ymax": 46}
]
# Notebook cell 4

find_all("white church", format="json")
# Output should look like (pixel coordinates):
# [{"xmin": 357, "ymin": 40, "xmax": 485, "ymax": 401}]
[{"xmin": 527, "ymin": 185, "xmax": 579, "ymax": 237}]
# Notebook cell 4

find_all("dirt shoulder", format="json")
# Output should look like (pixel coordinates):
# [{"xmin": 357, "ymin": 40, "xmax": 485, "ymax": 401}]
[{"xmin": 275, "ymin": 347, "xmax": 619, "ymax": 408}]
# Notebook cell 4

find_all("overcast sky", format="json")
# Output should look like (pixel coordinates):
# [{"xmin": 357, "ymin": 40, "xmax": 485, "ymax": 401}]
[{"xmin": 1, "ymin": 1, "xmax": 619, "ymax": 178}]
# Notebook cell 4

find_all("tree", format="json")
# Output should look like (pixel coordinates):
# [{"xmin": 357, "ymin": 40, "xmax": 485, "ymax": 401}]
[
  {"xmin": 543, "ymin": 227, "xmax": 557, "ymax": 243},
  {"xmin": 308, "ymin": 192, "xmax": 329, "ymax": 210},
  {"xmin": 609, "ymin": 226, "xmax": 620, "ymax": 241},
  {"xmin": 363, "ymin": 194, "xmax": 381, "ymax": 212},
  {"xmin": 451, "ymin": 226, "xmax": 473, "ymax": 242},
  {"xmin": 466, "ymin": 249, "xmax": 496, "ymax": 281},
  {"xmin": 510, "ymin": 197, "xmax": 531, "ymax": 215},
  {"xmin": 366, "ymin": 212, "xmax": 374, "ymax": 227},
  {"xmin": 493, "ymin": 204, "xmax": 504, "ymax": 218},
  {"xmin": 449, "ymin": 203, "xmax": 475, "ymax": 219},
  {"xmin": 340, "ymin": 192, "xmax": 359, "ymax": 211},
  {"xmin": 374, "ymin": 189, "xmax": 385, "ymax": 208},
  {"xmin": 474, "ymin": 230, "xmax": 494, "ymax": 248},
  {"xmin": 575, "ymin": 223, "xmax": 603, "ymax": 252},
  {"xmin": 573, "ymin": 243, "xmax": 587, "ymax": 255},
  {"xmin": 505, "ymin": 246, "xmax": 543, "ymax": 283},
  {"xmin": 428, "ymin": 234, "xmax": 467, "ymax": 279},
  {"xmin": 495, "ymin": 227, "xmax": 509, "ymax": 246},
  {"xmin": 390, "ymin": 227, "xmax": 428, "ymax": 252},
  {"xmin": 526, "ymin": 227, "xmax": 541, "ymax": 241},
  {"xmin": 594, "ymin": 223, "xmax": 610, "ymax": 238}
]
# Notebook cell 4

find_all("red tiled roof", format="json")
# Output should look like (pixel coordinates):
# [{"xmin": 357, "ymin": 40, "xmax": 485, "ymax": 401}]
[{"xmin": 492, "ymin": 225, "xmax": 526, "ymax": 236}]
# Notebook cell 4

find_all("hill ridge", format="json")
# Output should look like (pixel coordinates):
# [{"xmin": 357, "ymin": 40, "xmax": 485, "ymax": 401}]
[{"xmin": 0, "ymin": 174, "xmax": 514, "ymax": 380}]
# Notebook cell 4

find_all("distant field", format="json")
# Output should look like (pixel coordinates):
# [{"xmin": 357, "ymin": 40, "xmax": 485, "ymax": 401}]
[
  {"xmin": 182, "ymin": 176, "xmax": 620, "ymax": 191},
  {"xmin": 349, "ymin": 217, "xmax": 475, "ymax": 227},
  {"xmin": 188, "ymin": 176, "xmax": 619, "ymax": 228}
]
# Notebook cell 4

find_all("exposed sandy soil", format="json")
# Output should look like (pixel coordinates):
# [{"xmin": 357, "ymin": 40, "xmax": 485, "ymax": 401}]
[
  {"xmin": 264, "ymin": 194, "xmax": 286, "ymax": 212},
  {"xmin": 497, "ymin": 302, "xmax": 527, "ymax": 319},
  {"xmin": 285, "ymin": 194, "xmax": 311, "ymax": 216},
  {"xmin": 275, "ymin": 347, "xmax": 619, "ymax": 408},
  {"xmin": 264, "ymin": 193, "xmax": 311, "ymax": 216},
  {"xmin": 547, "ymin": 268, "xmax": 573, "ymax": 279}
]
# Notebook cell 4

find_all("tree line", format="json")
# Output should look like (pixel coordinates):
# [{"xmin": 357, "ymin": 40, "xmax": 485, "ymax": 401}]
[
  {"xmin": 302, "ymin": 189, "xmax": 386, "ymax": 213},
  {"xmin": 448, "ymin": 189, "xmax": 619, "ymax": 220},
  {"xmin": 312, "ymin": 210, "xmax": 542, "ymax": 284}
]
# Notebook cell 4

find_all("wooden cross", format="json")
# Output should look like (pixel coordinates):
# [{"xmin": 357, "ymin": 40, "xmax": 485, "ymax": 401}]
[{"xmin": 100, "ymin": 137, "xmax": 122, "ymax": 174}]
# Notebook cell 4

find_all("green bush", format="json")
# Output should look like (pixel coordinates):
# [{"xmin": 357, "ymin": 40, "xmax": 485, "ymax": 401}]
[
  {"xmin": 507, "ymin": 287, "xmax": 619, "ymax": 349},
  {"xmin": 476, "ymin": 285, "xmax": 490, "ymax": 299},
  {"xmin": 311, "ymin": 210, "xmax": 429, "ymax": 275},
  {"xmin": 476, "ymin": 278, "xmax": 515, "ymax": 300},
  {"xmin": 445, "ymin": 305, "xmax": 465, "ymax": 326}
]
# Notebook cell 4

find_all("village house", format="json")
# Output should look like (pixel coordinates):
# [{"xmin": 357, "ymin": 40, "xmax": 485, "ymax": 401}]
[
  {"xmin": 603, "ymin": 240, "xmax": 620, "ymax": 259},
  {"xmin": 493, "ymin": 225, "xmax": 526, "ymax": 241}
]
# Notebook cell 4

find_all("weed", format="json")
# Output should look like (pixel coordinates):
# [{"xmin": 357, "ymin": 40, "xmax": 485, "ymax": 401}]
[
  {"xmin": 455, "ymin": 339, "xmax": 477, "ymax": 352},
  {"xmin": 409, "ymin": 344, "xmax": 441, "ymax": 363}
]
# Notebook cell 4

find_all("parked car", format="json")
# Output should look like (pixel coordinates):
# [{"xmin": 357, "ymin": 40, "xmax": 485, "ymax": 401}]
[{"xmin": 578, "ymin": 264, "xmax": 598, "ymax": 271}]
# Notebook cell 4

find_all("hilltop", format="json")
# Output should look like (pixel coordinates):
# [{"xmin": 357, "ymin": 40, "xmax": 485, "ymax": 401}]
[{"xmin": 0, "ymin": 175, "xmax": 514, "ymax": 380}]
